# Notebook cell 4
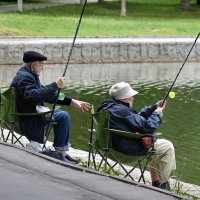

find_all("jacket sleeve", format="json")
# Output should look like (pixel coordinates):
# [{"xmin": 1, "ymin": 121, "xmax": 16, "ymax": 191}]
[
  {"xmin": 57, "ymin": 96, "xmax": 72, "ymax": 106},
  {"xmin": 43, "ymin": 90, "xmax": 72, "ymax": 105},
  {"xmin": 138, "ymin": 104, "xmax": 157, "ymax": 119},
  {"xmin": 36, "ymin": 87, "xmax": 72, "ymax": 106},
  {"xmin": 110, "ymin": 106, "xmax": 162, "ymax": 134},
  {"xmin": 135, "ymin": 112, "xmax": 162, "ymax": 134},
  {"xmin": 18, "ymin": 76, "xmax": 58, "ymax": 105}
]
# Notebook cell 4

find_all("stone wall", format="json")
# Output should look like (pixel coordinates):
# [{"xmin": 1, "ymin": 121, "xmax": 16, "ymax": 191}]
[{"xmin": 0, "ymin": 37, "xmax": 200, "ymax": 64}]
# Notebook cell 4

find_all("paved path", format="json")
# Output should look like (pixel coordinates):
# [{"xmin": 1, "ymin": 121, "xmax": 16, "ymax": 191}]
[
  {"xmin": 1, "ymin": 130, "xmax": 200, "ymax": 198},
  {"xmin": 0, "ymin": 0, "xmax": 101, "ymax": 12},
  {"xmin": 0, "ymin": 142, "xmax": 184, "ymax": 200}
]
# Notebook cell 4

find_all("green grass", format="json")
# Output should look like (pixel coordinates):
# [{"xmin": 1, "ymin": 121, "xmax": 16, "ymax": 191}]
[{"xmin": 0, "ymin": 0, "xmax": 200, "ymax": 36}]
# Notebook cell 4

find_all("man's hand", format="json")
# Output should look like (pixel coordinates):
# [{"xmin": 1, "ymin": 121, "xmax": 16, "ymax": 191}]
[
  {"xmin": 71, "ymin": 99, "xmax": 91, "ymax": 111},
  {"xmin": 56, "ymin": 77, "xmax": 65, "ymax": 88},
  {"xmin": 156, "ymin": 100, "xmax": 166, "ymax": 109},
  {"xmin": 155, "ymin": 107, "xmax": 163, "ymax": 118}
]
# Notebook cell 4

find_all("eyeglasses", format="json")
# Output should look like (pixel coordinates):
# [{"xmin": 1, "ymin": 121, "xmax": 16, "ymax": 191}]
[{"xmin": 34, "ymin": 62, "xmax": 44, "ymax": 68}]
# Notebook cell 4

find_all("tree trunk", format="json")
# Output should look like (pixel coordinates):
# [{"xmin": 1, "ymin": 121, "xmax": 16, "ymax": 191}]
[
  {"xmin": 17, "ymin": 0, "xmax": 23, "ymax": 12},
  {"xmin": 180, "ymin": 0, "xmax": 190, "ymax": 9},
  {"xmin": 80, "ymin": 0, "xmax": 85, "ymax": 6},
  {"xmin": 121, "ymin": 0, "xmax": 126, "ymax": 17},
  {"xmin": 98, "ymin": 0, "xmax": 105, "ymax": 3},
  {"xmin": 197, "ymin": 0, "xmax": 200, "ymax": 5}
]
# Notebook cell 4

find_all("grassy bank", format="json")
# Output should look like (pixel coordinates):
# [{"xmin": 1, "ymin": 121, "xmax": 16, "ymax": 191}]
[{"xmin": 0, "ymin": 0, "xmax": 200, "ymax": 36}]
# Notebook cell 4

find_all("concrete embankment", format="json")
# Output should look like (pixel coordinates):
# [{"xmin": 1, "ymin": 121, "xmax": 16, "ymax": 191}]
[
  {"xmin": 0, "ymin": 37, "xmax": 200, "ymax": 65},
  {"xmin": 0, "ymin": 0, "xmax": 102, "ymax": 12}
]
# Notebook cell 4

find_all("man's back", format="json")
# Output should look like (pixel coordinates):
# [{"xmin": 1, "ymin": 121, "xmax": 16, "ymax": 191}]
[{"xmin": 97, "ymin": 98, "xmax": 160, "ymax": 156}]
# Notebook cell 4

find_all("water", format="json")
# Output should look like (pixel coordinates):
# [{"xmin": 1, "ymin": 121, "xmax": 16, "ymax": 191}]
[{"xmin": 1, "ymin": 62, "xmax": 200, "ymax": 185}]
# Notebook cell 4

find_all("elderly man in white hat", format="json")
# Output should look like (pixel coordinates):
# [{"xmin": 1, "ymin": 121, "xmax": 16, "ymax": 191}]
[{"xmin": 97, "ymin": 82, "xmax": 176, "ymax": 190}]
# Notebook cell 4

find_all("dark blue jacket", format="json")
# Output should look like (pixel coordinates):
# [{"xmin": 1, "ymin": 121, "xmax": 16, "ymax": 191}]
[
  {"xmin": 11, "ymin": 66, "xmax": 72, "ymax": 143},
  {"xmin": 97, "ymin": 98, "xmax": 162, "ymax": 156}
]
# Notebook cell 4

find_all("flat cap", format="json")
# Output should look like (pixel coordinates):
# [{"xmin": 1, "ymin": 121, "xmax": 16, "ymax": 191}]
[{"xmin": 23, "ymin": 51, "xmax": 47, "ymax": 63}]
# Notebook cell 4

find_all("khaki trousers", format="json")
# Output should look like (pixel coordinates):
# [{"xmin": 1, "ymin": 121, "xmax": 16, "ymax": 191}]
[{"xmin": 148, "ymin": 138, "xmax": 176, "ymax": 183}]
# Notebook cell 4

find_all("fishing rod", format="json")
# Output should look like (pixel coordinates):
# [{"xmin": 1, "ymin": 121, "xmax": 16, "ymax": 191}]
[
  {"xmin": 43, "ymin": 0, "xmax": 88, "ymax": 149},
  {"xmin": 62, "ymin": 0, "xmax": 88, "ymax": 76},
  {"xmin": 161, "ymin": 32, "xmax": 200, "ymax": 107}
]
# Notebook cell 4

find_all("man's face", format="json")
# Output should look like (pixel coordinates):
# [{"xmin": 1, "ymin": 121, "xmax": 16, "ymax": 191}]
[
  {"xmin": 122, "ymin": 96, "xmax": 134, "ymax": 108},
  {"xmin": 129, "ymin": 96, "xmax": 134, "ymax": 108},
  {"xmin": 31, "ymin": 61, "xmax": 44, "ymax": 76}
]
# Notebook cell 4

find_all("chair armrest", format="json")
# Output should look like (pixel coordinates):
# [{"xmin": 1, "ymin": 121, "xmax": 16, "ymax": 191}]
[
  {"xmin": 106, "ymin": 128, "xmax": 153, "ymax": 139},
  {"xmin": 13, "ymin": 106, "xmax": 60, "ymax": 116},
  {"xmin": 13, "ymin": 111, "xmax": 51, "ymax": 116}
]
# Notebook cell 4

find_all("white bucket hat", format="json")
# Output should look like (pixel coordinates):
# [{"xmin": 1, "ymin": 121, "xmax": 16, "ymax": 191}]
[{"xmin": 109, "ymin": 82, "xmax": 138, "ymax": 100}]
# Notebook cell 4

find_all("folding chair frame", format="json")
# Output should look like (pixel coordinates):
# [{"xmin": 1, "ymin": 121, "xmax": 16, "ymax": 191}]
[
  {"xmin": 88, "ymin": 107, "xmax": 156, "ymax": 183},
  {"xmin": 0, "ymin": 87, "xmax": 55, "ymax": 148}
]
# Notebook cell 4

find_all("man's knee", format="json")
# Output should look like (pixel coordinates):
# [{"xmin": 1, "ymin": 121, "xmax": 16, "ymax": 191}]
[
  {"xmin": 156, "ymin": 139, "xmax": 174, "ymax": 152},
  {"xmin": 63, "ymin": 111, "xmax": 70, "ymax": 120},
  {"xmin": 62, "ymin": 112, "xmax": 70, "ymax": 125},
  {"xmin": 152, "ymin": 139, "xmax": 175, "ymax": 162},
  {"xmin": 54, "ymin": 110, "xmax": 70, "ymax": 124},
  {"xmin": 164, "ymin": 140, "xmax": 175, "ymax": 153}
]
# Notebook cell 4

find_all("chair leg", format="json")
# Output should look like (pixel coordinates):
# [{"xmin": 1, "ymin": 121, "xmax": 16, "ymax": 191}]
[
  {"xmin": 87, "ymin": 143, "xmax": 98, "ymax": 169},
  {"xmin": 92, "ymin": 150, "xmax": 98, "ymax": 169},
  {"xmin": 138, "ymin": 161, "xmax": 146, "ymax": 183},
  {"xmin": 89, "ymin": 147, "xmax": 118, "ymax": 173},
  {"xmin": 125, "ymin": 150, "xmax": 152, "ymax": 183},
  {"xmin": 5, "ymin": 129, "xmax": 12, "ymax": 142},
  {"xmin": 88, "ymin": 145, "xmax": 92, "ymax": 168},
  {"xmin": 42, "ymin": 122, "xmax": 56, "ymax": 150},
  {"xmin": 97, "ymin": 150, "xmax": 109, "ymax": 170},
  {"xmin": 13, "ymin": 135, "xmax": 25, "ymax": 147},
  {"xmin": 88, "ymin": 126, "xmax": 95, "ymax": 168},
  {"xmin": 110, "ymin": 151, "xmax": 135, "ymax": 181},
  {"xmin": 0, "ymin": 121, "xmax": 6, "ymax": 142},
  {"xmin": 42, "ymin": 143, "xmax": 47, "ymax": 150}
]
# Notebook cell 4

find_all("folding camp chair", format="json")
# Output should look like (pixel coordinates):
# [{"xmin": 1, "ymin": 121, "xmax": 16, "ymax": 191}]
[
  {"xmin": 88, "ymin": 106, "xmax": 156, "ymax": 183},
  {"xmin": 0, "ymin": 87, "xmax": 56, "ymax": 148}
]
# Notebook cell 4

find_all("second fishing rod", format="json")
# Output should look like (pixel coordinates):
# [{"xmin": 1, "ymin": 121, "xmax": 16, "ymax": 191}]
[{"xmin": 161, "ymin": 33, "xmax": 200, "ymax": 107}]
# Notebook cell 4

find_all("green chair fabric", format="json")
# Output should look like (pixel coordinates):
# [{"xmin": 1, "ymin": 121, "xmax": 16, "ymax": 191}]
[
  {"xmin": 0, "ymin": 87, "xmax": 23, "ymax": 146},
  {"xmin": 88, "ymin": 106, "xmax": 155, "ymax": 183},
  {"xmin": 0, "ymin": 87, "xmax": 55, "ymax": 148}
]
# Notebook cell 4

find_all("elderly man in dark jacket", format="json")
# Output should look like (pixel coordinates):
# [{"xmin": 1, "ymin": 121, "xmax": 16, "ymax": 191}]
[
  {"xmin": 97, "ymin": 82, "xmax": 176, "ymax": 190},
  {"xmin": 11, "ymin": 51, "xmax": 90, "ymax": 163}
]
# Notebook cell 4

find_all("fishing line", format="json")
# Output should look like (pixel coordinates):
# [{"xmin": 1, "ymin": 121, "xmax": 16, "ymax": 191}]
[
  {"xmin": 43, "ymin": 0, "xmax": 88, "ymax": 148},
  {"xmin": 161, "ymin": 32, "xmax": 200, "ymax": 107}
]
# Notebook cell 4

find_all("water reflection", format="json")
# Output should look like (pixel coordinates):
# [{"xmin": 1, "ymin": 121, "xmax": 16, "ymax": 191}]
[
  {"xmin": 1, "ymin": 62, "xmax": 200, "ymax": 87},
  {"xmin": 1, "ymin": 62, "xmax": 200, "ymax": 185}
]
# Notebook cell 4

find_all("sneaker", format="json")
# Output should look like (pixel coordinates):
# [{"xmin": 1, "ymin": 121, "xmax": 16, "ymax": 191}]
[
  {"xmin": 62, "ymin": 156, "xmax": 78, "ymax": 164},
  {"xmin": 65, "ymin": 153, "xmax": 78, "ymax": 164},
  {"xmin": 40, "ymin": 149, "xmax": 77, "ymax": 164}
]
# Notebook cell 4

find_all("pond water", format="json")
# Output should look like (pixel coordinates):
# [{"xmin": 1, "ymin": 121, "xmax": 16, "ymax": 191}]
[{"xmin": 1, "ymin": 62, "xmax": 200, "ymax": 185}]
